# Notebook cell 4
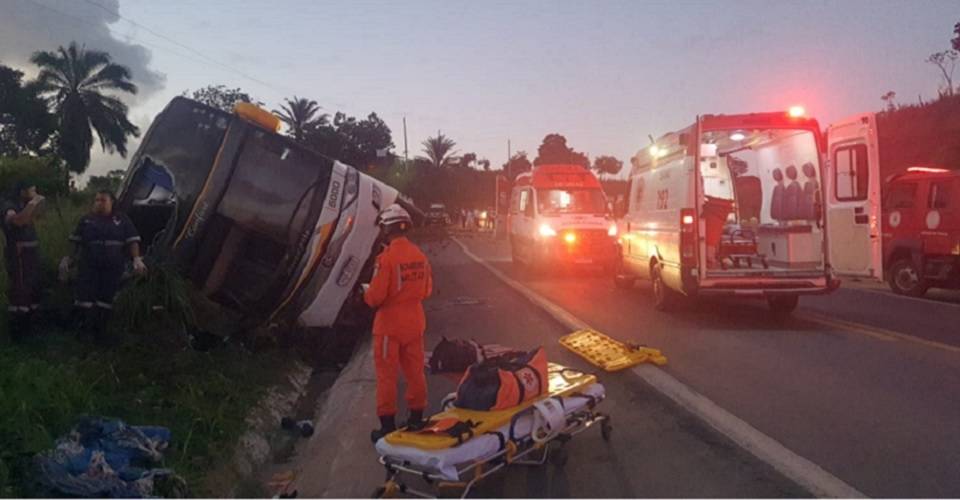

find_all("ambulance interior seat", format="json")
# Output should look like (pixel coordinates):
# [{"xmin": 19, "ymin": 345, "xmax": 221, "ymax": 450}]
[
  {"xmin": 783, "ymin": 165, "xmax": 801, "ymax": 221},
  {"xmin": 800, "ymin": 162, "xmax": 819, "ymax": 222},
  {"xmin": 770, "ymin": 168, "xmax": 785, "ymax": 222}
]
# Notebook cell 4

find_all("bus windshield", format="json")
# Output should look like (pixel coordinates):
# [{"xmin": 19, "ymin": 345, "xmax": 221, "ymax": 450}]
[{"xmin": 537, "ymin": 188, "xmax": 607, "ymax": 215}]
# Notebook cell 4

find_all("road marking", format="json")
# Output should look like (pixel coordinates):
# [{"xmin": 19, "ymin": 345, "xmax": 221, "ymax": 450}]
[
  {"xmin": 451, "ymin": 237, "xmax": 866, "ymax": 499},
  {"xmin": 842, "ymin": 281, "xmax": 960, "ymax": 309},
  {"xmin": 798, "ymin": 312, "xmax": 960, "ymax": 354}
]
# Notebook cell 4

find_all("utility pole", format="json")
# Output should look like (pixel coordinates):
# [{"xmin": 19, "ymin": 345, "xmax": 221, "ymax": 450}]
[
  {"xmin": 507, "ymin": 139, "xmax": 512, "ymax": 163},
  {"xmin": 403, "ymin": 116, "xmax": 408, "ymax": 169}
]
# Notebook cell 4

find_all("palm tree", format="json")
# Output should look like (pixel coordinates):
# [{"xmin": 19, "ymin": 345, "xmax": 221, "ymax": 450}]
[
  {"xmin": 273, "ymin": 96, "xmax": 328, "ymax": 141},
  {"xmin": 419, "ymin": 132, "xmax": 458, "ymax": 168},
  {"xmin": 31, "ymin": 42, "xmax": 140, "ymax": 178}
]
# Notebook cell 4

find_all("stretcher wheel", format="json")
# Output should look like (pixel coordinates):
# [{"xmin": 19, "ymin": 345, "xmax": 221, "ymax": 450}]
[{"xmin": 601, "ymin": 420, "xmax": 613, "ymax": 441}]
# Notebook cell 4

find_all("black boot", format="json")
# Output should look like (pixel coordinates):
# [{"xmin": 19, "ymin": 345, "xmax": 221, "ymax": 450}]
[
  {"xmin": 370, "ymin": 415, "xmax": 396, "ymax": 443},
  {"xmin": 405, "ymin": 409, "xmax": 425, "ymax": 431}
]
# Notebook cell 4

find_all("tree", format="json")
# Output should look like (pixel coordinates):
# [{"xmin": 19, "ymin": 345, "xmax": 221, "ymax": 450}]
[
  {"xmin": 31, "ymin": 42, "xmax": 140, "ymax": 178},
  {"xmin": 185, "ymin": 84, "xmax": 260, "ymax": 112},
  {"xmin": 479, "ymin": 158, "xmax": 491, "ymax": 171},
  {"xmin": 273, "ymin": 96, "xmax": 328, "ymax": 142},
  {"xmin": 926, "ymin": 50, "xmax": 957, "ymax": 97},
  {"xmin": 881, "ymin": 91, "xmax": 897, "ymax": 112},
  {"xmin": 593, "ymin": 155, "xmax": 623, "ymax": 177},
  {"xmin": 0, "ymin": 65, "xmax": 55, "ymax": 156},
  {"xmin": 952, "ymin": 21, "xmax": 960, "ymax": 51},
  {"xmin": 419, "ymin": 132, "xmax": 458, "ymax": 169},
  {"xmin": 85, "ymin": 168, "xmax": 125, "ymax": 195},
  {"xmin": 458, "ymin": 152, "xmax": 477, "ymax": 169},
  {"xmin": 534, "ymin": 133, "xmax": 590, "ymax": 168},
  {"xmin": 304, "ymin": 111, "xmax": 393, "ymax": 170},
  {"xmin": 503, "ymin": 151, "xmax": 532, "ymax": 180}
]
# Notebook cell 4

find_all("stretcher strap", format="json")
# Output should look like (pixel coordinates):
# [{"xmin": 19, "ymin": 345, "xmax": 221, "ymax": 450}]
[{"xmin": 485, "ymin": 431, "xmax": 506, "ymax": 452}]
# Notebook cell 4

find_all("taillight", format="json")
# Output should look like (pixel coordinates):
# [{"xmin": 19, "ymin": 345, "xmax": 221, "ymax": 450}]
[{"xmin": 680, "ymin": 208, "xmax": 696, "ymax": 265}]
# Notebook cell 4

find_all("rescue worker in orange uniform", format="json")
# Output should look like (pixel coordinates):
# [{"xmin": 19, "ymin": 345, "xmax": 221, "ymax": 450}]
[{"xmin": 364, "ymin": 204, "xmax": 433, "ymax": 443}]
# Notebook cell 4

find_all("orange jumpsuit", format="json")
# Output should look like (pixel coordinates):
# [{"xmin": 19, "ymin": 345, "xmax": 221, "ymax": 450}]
[{"xmin": 364, "ymin": 236, "xmax": 433, "ymax": 417}]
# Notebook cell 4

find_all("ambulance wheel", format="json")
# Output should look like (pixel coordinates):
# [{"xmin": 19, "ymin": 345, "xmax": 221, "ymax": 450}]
[
  {"xmin": 767, "ymin": 295, "xmax": 799, "ymax": 316},
  {"xmin": 652, "ymin": 267, "xmax": 680, "ymax": 311},
  {"xmin": 888, "ymin": 258, "xmax": 929, "ymax": 297},
  {"xmin": 601, "ymin": 420, "xmax": 613, "ymax": 441}
]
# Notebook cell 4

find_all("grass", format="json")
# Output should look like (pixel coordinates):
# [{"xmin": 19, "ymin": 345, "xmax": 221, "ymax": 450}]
[{"xmin": 0, "ymin": 196, "xmax": 292, "ymax": 497}]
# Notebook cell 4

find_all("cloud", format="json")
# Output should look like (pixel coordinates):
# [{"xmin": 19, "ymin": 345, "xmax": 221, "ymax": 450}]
[{"xmin": 0, "ymin": 0, "xmax": 166, "ymax": 103}]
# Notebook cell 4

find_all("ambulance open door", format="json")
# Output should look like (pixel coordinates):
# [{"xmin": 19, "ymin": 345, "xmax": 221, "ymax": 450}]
[{"xmin": 824, "ymin": 113, "xmax": 883, "ymax": 280}]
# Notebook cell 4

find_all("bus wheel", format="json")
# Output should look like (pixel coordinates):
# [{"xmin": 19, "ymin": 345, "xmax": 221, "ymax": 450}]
[
  {"xmin": 888, "ymin": 258, "xmax": 929, "ymax": 297},
  {"xmin": 767, "ymin": 295, "xmax": 799, "ymax": 316}
]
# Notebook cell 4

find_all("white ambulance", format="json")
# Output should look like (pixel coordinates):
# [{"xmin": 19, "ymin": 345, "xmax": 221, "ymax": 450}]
[
  {"xmin": 508, "ymin": 164, "xmax": 618, "ymax": 272},
  {"xmin": 613, "ymin": 109, "xmax": 841, "ymax": 314}
]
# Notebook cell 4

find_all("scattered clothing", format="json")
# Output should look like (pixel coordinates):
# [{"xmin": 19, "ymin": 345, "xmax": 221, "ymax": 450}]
[{"xmin": 33, "ymin": 417, "xmax": 186, "ymax": 498}]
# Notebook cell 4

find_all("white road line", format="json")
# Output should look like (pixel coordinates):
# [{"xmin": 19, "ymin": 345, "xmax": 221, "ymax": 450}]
[
  {"xmin": 842, "ymin": 281, "xmax": 960, "ymax": 309},
  {"xmin": 451, "ymin": 237, "xmax": 866, "ymax": 499}
]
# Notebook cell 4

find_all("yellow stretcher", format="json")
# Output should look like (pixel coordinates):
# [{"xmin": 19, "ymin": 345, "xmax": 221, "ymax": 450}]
[
  {"xmin": 559, "ymin": 329, "xmax": 667, "ymax": 371},
  {"xmin": 374, "ymin": 364, "xmax": 610, "ymax": 498},
  {"xmin": 385, "ymin": 363, "xmax": 596, "ymax": 450}
]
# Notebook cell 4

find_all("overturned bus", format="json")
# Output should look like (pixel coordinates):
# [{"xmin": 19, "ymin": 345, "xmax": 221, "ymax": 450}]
[{"xmin": 117, "ymin": 97, "xmax": 408, "ymax": 330}]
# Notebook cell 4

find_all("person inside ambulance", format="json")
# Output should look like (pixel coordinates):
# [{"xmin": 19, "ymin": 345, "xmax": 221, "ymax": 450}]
[
  {"xmin": 2, "ymin": 181, "xmax": 45, "ymax": 342},
  {"xmin": 60, "ymin": 190, "xmax": 148, "ymax": 345},
  {"xmin": 364, "ymin": 203, "xmax": 433, "ymax": 443}
]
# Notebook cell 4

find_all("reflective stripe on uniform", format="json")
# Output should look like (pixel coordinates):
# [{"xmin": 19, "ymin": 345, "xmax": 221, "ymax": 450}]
[
  {"xmin": 15, "ymin": 241, "xmax": 39, "ymax": 248},
  {"xmin": 74, "ymin": 301, "xmax": 94, "ymax": 308},
  {"xmin": 7, "ymin": 306, "xmax": 29, "ymax": 312},
  {"xmin": 125, "ymin": 236, "xmax": 141, "ymax": 243},
  {"xmin": 95, "ymin": 301, "xmax": 113, "ymax": 310},
  {"xmin": 382, "ymin": 336, "xmax": 389, "ymax": 360}
]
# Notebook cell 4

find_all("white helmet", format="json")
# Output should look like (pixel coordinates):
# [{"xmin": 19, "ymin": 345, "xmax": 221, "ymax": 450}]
[{"xmin": 378, "ymin": 203, "xmax": 412, "ymax": 230}]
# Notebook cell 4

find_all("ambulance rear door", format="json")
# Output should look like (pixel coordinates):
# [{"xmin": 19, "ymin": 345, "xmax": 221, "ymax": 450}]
[{"xmin": 825, "ymin": 113, "xmax": 883, "ymax": 280}]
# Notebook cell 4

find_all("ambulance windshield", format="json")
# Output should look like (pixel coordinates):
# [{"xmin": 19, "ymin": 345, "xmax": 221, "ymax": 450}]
[{"xmin": 537, "ymin": 188, "xmax": 607, "ymax": 215}]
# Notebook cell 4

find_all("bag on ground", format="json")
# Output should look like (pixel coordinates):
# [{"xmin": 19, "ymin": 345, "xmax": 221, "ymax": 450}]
[{"xmin": 429, "ymin": 337, "xmax": 483, "ymax": 373}]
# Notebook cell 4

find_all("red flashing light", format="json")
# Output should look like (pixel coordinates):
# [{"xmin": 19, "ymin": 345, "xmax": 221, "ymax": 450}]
[
  {"xmin": 788, "ymin": 106, "xmax": 806, "ymax": 118},
  {"xmin": 906, "ymin": 166, "xmax": 949, "ymax": 174}
]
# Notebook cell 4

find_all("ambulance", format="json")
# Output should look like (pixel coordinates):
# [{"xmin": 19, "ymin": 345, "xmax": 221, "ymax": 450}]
[
  {"xmin": 508, "ymin": 164, "xmax": 618, "ymax": 272},
  {"xmin": 613, "ymin": 108, "xmax": 841, "ymax": 314}
]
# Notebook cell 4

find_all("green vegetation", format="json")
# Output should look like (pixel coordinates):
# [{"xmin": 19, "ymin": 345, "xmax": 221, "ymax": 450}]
[{"xmin": 0, "ymin": 195, "xmax": 291, "ymax": 497}]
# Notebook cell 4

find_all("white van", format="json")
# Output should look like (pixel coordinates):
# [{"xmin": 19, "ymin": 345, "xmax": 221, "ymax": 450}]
[
  {"xmin": 508, "ymin": 164, "xmax": 618, "ymax": 271},
  {"xmin": 613, "ymin": 110, "xmax": 840, "ymax": 314}
]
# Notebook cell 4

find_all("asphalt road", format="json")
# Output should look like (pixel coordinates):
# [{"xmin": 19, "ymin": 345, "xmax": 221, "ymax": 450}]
[
  {"xmin": 454, "ymin": 231, "xmax": 960, "ymax": 498},
  {"xmin": 406, "ymin": 234, "xmax": 805, "ymax": 497}
]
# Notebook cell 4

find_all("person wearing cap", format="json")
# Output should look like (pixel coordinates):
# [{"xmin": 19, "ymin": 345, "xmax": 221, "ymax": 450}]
[
  {"xmin": 2, "ymin": 181, "xmax": 45, "ymax": 341},
  {"xmin": 364, "ymin": 203, "xmax": 433, "ymax": 443},
  {"xmin": 60, "ymin": 190, "xmax": 147, "ymax": 344}
]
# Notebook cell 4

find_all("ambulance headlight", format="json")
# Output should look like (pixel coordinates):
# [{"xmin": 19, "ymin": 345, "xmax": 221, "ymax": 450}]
[{"xmin": 538, "ymin": 223, "xmax": 557, "ymax": 238}]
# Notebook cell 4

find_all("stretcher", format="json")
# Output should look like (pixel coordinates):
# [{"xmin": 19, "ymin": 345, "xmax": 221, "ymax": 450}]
[
  {"xmin": 373, "ymin": 365, "xmax": 610, "ymax": 498},
  {"xmin": 560, "ymin": 329, "xmax": 667, "ymax": 372}
]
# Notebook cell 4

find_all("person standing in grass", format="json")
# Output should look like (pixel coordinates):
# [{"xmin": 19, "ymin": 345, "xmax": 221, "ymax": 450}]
[
  {"xmin": 2, "ymin": 180, "xmax": 45, "ymax": 342},
  {"xmin": 60, "ymin": 190, "xmax": 147, "ymax": 344}
]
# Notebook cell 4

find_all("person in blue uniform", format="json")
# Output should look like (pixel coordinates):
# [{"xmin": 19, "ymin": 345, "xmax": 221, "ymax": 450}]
[
  {"xmin": 2, "ymin": 181, "xmax": 45, "ymax": 342},
  {"xmin": 60, "ymin": 190, "xmax": 147, "ymax": 343}
]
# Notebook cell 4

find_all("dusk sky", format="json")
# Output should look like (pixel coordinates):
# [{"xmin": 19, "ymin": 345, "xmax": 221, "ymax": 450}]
[{"xmin": 2, "ymin": 0, "xmax": 958, "ymax": 178}]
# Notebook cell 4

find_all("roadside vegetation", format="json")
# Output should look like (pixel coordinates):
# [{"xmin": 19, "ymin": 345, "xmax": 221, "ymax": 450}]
[{"xmin": 0, "ymin": 192, "xmax": 290, "ymax": 496}]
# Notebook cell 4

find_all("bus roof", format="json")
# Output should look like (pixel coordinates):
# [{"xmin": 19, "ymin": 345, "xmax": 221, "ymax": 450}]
[{"xmin": 515, "ymin": 164, "xmax": 601, "ymax": 189}]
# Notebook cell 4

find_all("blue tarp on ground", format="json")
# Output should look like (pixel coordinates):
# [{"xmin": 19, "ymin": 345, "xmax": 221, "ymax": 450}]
[{"xmin": 34, "ymin": 417, "xmax": 186, "ymax": 498}]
